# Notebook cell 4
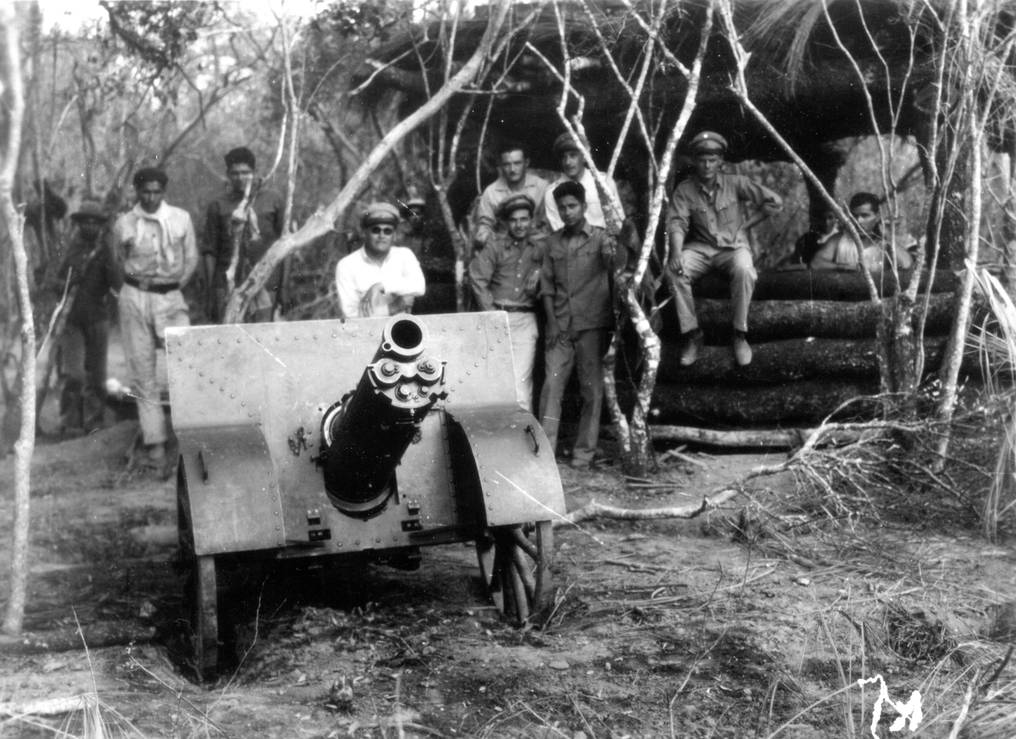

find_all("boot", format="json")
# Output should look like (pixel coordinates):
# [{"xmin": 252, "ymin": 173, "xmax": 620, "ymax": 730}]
[
  {"xmin": 732, "ymin": 331, "xmax": 753, "ymax": 367},
  {"xmin": 679, "ymin": 329, "xmax": 704, "ymax": 367}
]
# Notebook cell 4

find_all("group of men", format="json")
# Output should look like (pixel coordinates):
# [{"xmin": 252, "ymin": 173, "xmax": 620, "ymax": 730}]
[{"xmin": 55, "ymin": 128, "xmax": 910, "ymax": 471}]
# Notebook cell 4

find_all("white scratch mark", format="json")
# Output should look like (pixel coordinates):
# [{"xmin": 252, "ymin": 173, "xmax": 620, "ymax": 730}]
[
  {"xmin": 238, "ymin": 326, "xmax": 289, "ymax": 369},
  {"xmin": 858, "ymin": 674, "xmax": 922, "ymax": 737},
  {"xmin": 493, "ymin": 469, "xmax": 606, "ymax": 547}
]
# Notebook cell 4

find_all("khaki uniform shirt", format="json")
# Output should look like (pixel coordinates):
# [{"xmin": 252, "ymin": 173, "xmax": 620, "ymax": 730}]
[
  {"xmin": 540, "ymin": 221, "xmax": 620, "ymax": 332},
  {"xmin": 668, "ymin": 173, "xmax": 782, "ymax": 249},
  {"xmin": 468, "ymin": 232, "xmax": 544, "ymax": 310}
]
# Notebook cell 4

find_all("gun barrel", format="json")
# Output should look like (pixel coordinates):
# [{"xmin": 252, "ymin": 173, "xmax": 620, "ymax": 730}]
[{"xmin": 320, "ymin": 316, "xmax": 445, "ymax": 517}]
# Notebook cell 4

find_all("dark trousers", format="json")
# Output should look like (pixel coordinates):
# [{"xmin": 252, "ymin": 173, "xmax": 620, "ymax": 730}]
[
  {"xmin": 58, "ymin": 320, "xmax": 109, "ymax": 432},
  {"xmin": 538, "ymin": 328, "xmax": 608, "ymax": 464}
]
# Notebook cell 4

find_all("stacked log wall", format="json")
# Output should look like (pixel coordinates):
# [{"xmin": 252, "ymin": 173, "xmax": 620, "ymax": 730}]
[{"xmin": 649, "ymin": 269, "xmax": 962, "ymax": 427}]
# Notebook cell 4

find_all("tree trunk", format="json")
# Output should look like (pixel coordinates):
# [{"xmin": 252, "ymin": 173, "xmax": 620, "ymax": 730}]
[
  {"xmin": 657, "ymin": 335, "xmax": 950, "ymax": 385},
  {"xmin": 658, "ymin": 293, "xmax": 955, "ymax": 342},
  {"xmin": 687, "ymin": 268, "xmax": 955, "ymax": 302},
  {"xmin": 649, "ymin": 424, "xmax": 816, "ymax": 449},
  {"xmin": 222, "ymin": 0, "xmax": 512, "ymax": 323},
  {"xmin": 647, "ymin": 380, "xmax": 878, "ymax": 426},
  {"xmin": 1, "ymin": 3, "xmax": 31, "ymax": 636}
]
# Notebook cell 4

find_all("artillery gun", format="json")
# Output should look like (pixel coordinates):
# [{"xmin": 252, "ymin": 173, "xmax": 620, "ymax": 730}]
[{"xmin": 167, "ymin": 313, "xmax": 565, "ymax": 679}]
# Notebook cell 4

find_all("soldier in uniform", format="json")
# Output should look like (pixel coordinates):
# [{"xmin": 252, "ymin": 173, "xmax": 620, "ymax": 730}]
[
  {"xmin": 469, "ymin": 193, "xmax": 544, "ymax": 412},
  {"xmin": 52, "ymin": 200, "xmax": 120, "ymax": 435},
  {"xmin": 112, "ymin": 167, "xmax": 198, "ymax": 468},
  {"xmin": 335, "ymin": 202, "xmax": 426, "ymax": 318},
  {"xmin": 202, "ymin": 146, "xmax": 285, "ymax": 323},
  {"xmin": 666, "ymin": 131, "xmax": 783, "ymax": 367},
  {"xmin": 539, "ymin": 181, "xmax": 624, "ymax": 469}
]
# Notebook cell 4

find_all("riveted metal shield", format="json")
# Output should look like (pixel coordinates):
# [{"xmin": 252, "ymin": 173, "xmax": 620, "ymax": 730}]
[
  {"xmin": 166, "ymin": 312, "xmax": 554, "ymax": 556},
  {"xmin": 446, "ymin": 406, "xmax": 565, "ymax": 526}
]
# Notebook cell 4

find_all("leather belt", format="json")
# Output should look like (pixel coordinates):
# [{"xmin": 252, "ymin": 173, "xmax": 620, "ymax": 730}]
[
  {"xmin": 494, "ymin": 303, "xmax": 535, "ymax": 313},
  {"xmin": 125, "ymin": 276, "xmax": 180, "ymax": 294}
]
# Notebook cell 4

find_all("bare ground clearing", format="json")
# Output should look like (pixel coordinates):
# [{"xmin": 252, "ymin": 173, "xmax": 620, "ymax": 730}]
[{"xmin": 1, "ymin": 422, "xmax": 1015, "ymax": 738}]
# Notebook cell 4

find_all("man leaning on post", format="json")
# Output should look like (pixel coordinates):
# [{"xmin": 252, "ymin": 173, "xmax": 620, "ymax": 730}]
[
  {"xmin": 469, "ymin": 193, "xmax": 544, "ymax": 412},
  {"xmin": 539, "ymin": 180, "xmax": 625, "ymax": 469},
  {"xmin": 666, "ymin": 131, "xmax": 783, "ymax": 367},
  {"xmin": 112, "ymin": 167, "xmax": 198, "ymax": 470}
]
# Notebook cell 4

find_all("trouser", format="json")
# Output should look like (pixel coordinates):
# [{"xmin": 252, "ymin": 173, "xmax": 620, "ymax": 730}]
[
  {"xmin": 57, "ymin": 319, "xmax": 109, "ymax": 432},
  {"xmin": 674, "ymin": 242, "xmax": 757, "ymax": 333},
  {"xmin": 538, "ymin": 327, "xmax": 608, "ymax": 464},
  {"xmin": 507, "ymin": 311, "xmax": 539, "ymax": 412},
  {"xmin": 119, "ymin": 284, "xmax": 190, "ymax": 445}
]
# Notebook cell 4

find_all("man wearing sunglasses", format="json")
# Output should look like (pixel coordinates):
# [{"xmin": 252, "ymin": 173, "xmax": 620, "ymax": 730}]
[{"xmin": 335, "ymin": 202, "xmax": 425, "ymax": 318}]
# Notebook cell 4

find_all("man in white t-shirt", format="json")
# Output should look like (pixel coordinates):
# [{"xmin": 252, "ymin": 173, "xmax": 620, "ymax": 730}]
[{"xmin": 335, "ymin": 202, "xmax": 426, "ymax": 318}]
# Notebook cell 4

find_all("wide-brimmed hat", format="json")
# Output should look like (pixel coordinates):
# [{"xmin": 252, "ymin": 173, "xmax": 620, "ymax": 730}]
[
  {"xmin": 70, "ymin": 200, "xmax": 108, "ymax": 223},
  {"xmin": 360, "ymin": 202, "xmax": 400, "ymax": 228}
]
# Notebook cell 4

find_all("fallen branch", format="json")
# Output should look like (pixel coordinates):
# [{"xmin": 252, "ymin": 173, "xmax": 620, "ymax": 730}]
[
  {"xmin": 562, "ymin": 487, "xmax": 742, "ymax": 525},
  {"xmin": 0, "ymin": 624, "xmax": 155, "ymax": 655},
  {"xmin": 0, "ymin": 695, "xmax": 87, "ymax": 717},
  {"xmin": 652, "ymin": 424, "xmax": 814, "ymax": 449},
  {"xmin": 562, "ymin": 418, "xmax": 916, "ymax": 525}
]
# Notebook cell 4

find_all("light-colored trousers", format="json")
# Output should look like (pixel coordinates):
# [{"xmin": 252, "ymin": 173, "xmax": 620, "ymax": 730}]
[
  {"xmin": 119, "ymin": 285, "xmax": 190, "ymax": 445},
  {"xmin": 538, "ymin": 328, "xmax": 608, "ymax": 464},
  {"xmin": 507, "ymin": 311, "xmax": 539, "ymax": 412},
  {"xmin": 674, "ymin": 243, "xmax": 757, "ymax": 333}
]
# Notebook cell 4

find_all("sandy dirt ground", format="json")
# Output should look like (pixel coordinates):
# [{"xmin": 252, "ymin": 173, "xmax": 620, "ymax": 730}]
[{"xmin": 1, "ymin": 417, "xmax": 1016, "ymax": 738}]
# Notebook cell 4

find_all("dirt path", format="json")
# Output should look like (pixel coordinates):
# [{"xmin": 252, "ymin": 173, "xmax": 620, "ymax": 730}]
[{"xmin": 1, "ymin": 424, "xmax": 1015, "ymax": 737}]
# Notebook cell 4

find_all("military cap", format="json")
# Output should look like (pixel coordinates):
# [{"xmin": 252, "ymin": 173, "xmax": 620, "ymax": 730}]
[
  {"xmin": 225, "ymin": 146, "xmax": 256, "ymax": 169},
  {"xmin": 360, "ymin": 201, "xmax": 400, "ymax": 228},
  {"xmin": 70, "ymin": 200, "xmax": 108, "ymax": 223},
  {"xmin": 552, "ymin": 132, "xmax": 581, "ymax": 156},
  {"xmin": 689, "ymin": 131, "xmax": 727, "ymax": 154},
  {"xmin": 405, "ymin": 194, "xmax": 426, "ymax": 208},
  {"xmin": 132, "ymin": 167, "xmax": 168, "ymax": 189},
  {"xmin": 498, "ymin": 193, "xmax": 535, "ymax": 220}
]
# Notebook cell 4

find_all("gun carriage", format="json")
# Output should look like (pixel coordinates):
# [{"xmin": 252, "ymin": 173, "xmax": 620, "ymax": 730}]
[{"xmin": 168, "ymin": 313, "xmax": 565, "ymax": 679}]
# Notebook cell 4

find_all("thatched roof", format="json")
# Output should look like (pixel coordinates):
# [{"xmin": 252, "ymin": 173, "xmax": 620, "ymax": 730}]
[{"xmin": 353, "ymin": 0, "xmax": 955, "ymax": 172}]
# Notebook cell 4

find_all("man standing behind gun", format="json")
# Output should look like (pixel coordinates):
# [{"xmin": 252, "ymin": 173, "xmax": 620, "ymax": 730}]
[
  {"xmin": 112, "ymin": 167, "xmax": 198, "ymax": 470},
  {"xmin": 51, "ymin": 200, "xmax": 121, "ymax": 436},
  {"xmin": 202, "ymin": 146, "xmax": 285, "ymax": 323},
  {"xmin": 539, "ymin": 180, "xmax": 624, "ymax": 469},
  {"xmin": 666, "ymin": 131, "xmax": 783, "ymax": 367},
  {"xmin": 335, "ymin": 202, "xmax": 426, "ymax": 318},
  {"xmin": 472, "ymin": 141, "xmax": 548, "ymax": 251},
  {"xmin": 469, "ymin": 194, "xmax": 544, "ymax": 412}
]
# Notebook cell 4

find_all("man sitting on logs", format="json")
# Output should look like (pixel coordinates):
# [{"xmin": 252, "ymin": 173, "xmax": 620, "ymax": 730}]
[
  {"xmin": 468, "ymin": 193, "xmax": 544, "ymax": 412},
  {"xmin": 778, "ymin": 207, "xmax": 840, "ymax": 271},
  {"xmin": 666, "ymin": 131, "xmax": 783, "ymax": 367},
  {"xmin": 810, "ymin": 191, "xmax": 914, "ymax": 273}
]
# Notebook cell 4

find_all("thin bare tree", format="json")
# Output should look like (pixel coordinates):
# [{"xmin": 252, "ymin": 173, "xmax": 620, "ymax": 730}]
[
  {"xmin": 1, "ymin": 0, "xmax": 33, "ymax": 636},
  {"xmin": 223, "ymin": 0, "xmax": 513, "ymax": 323}
]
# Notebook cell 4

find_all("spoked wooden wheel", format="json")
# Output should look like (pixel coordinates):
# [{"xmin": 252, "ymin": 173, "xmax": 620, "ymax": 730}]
[
  {"xmin": 476, "ymin": 521, "xmax": 554, "ymax": 625},
  {"xmin": 177, "ymin": 461, "xmax": 221, "ymax": 681},
  {"xmin": 188, "ymin": 555, "xmax": 221, "ymax": 681}
]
